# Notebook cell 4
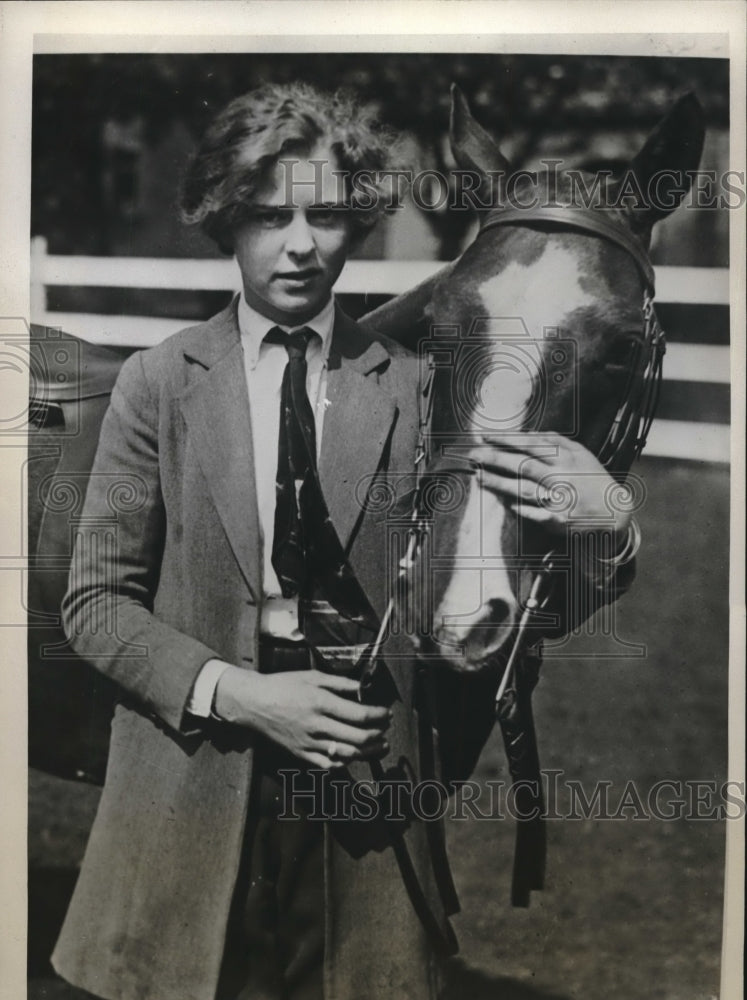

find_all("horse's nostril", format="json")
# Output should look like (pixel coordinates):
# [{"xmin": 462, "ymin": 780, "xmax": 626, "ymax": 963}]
[
  {"xmin": 429, "ymin": 594, "xmax": 519, "ymax": 671},
  {"xmin": 486, "ymin": 598, "xmax": 513, "ymax": 629}
]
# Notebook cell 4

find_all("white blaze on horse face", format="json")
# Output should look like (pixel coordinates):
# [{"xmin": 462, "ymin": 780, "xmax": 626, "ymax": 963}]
[
  {"xmin": 475, "ymin": 344, "xmax": 536, "ymax": 429},
  {"xmin": 477, "ymin": 244, "xmax": 596, "ymax": 339},
  {"xmin": 432, "ymin": 477, "xmax": 518, "ymax": 669},
  {"xmin": 431, "ymin": 246, "xmax": 595, "ymax": 670}
]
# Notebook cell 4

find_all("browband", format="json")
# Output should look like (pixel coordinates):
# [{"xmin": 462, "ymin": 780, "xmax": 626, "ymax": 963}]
[{"xmin": 479, "ymin": 206, "xmax": 656, "ymax": 293}]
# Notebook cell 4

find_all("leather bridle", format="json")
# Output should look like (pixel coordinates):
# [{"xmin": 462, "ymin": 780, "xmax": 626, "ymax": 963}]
[
  {"xmin": 362, "ymin": 202, "xmax": 666, "ymax": 692},
  {"xmin": 358, "ymin": 201, "xmax": 668, "ymax": 912},
  {"xmin": 474, "ymin": 205, "xmax": 666, "ymax": 709},
  {"xmin": 480, "ymin": 204, "xmax": 665, "ymax": 474},
  {"xmin": 480, "ymin": 204, "xmax": 656, "ymax": 289},
  {"xmin": 464, "ymin": 204, "xmax": 667, "ymax": 907}
]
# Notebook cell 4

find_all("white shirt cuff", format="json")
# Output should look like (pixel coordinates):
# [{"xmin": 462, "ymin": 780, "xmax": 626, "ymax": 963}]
[{"xmin": 187, "ymin": 658, "xmax": 232, "ymax": 718}]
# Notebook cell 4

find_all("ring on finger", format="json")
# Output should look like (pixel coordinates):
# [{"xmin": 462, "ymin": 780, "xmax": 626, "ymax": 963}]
[{"xmin": 327, "ymin": 740, "xmax": 338, "ymax": 760}]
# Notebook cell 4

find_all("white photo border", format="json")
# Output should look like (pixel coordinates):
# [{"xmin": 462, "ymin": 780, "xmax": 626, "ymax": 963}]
[{"xmin": 2, "ymin": 3, "xmax": 744, "ymax": 998}]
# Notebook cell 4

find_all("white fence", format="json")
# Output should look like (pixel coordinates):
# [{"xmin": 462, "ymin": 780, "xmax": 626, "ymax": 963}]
[{"xmin": 30, "ymin": 237, "xmax": 731, "ymax": 463}]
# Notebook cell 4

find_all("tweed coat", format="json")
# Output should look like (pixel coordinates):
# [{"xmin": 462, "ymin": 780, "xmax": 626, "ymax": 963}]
[{"xmin": 52, "ymin": 300, "xmax": 463, "ymax": 1000}]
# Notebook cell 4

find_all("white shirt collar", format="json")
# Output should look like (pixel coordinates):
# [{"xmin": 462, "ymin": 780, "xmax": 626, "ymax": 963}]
[{"xmin": 238, "ymin": 294, "xmax": 336, "ymax": 370}]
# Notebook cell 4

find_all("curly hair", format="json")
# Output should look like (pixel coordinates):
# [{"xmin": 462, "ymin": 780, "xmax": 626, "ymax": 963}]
[{"xmin": 180, "ymin": 82, "xmax": 403, "ymax": 254}]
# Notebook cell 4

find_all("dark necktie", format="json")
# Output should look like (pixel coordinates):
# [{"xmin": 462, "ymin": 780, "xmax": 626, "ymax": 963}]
[
  {"xmin": 266, "ymin": 326, "xmax": 378, "ymax": 631},
  {"xmin": 267, "ymin": 326, "xmax": 317, "ymax": 597}
]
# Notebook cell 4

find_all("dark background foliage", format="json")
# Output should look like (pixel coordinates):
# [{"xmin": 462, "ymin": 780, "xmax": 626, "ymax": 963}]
[{"xmin": 32, "ymin": 53, "xmax": 729, "ymax": 260}]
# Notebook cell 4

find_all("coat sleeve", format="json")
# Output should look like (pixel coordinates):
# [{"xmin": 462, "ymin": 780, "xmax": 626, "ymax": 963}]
[
  {"xmin": 535, "ymin": 540, "xmax": 637, "ymax": 640},
  {"xmin": 61, "ymin": 350, "xmax": 221, "ymax": 734}
]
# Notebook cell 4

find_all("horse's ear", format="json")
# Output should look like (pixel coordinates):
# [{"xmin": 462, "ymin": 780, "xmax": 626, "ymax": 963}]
[
  {"xmin": 449, "ymin": 83, "xmax": 510, "ymax": 206},
  {"xmin": 627, "ymin": 92, "xmax": 705, "ymax": 223}
]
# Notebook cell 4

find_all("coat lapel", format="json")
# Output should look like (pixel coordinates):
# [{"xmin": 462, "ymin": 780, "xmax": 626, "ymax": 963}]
[
  {"xmin": 177, "ymin": 303, "xmax": 398, "ymax": 604},
  {"xmin": 179, "ymin": 303, "xmax": 261, "ymax": 601},
  {"xmin": 319, "ymin": 307, "xmax": 398, "ymax": 552}
]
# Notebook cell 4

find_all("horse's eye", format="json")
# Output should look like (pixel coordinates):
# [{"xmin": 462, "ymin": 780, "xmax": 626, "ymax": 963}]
[{"xmin": 603, "ymin": 335, "xmax": 639, "ymax": 373}]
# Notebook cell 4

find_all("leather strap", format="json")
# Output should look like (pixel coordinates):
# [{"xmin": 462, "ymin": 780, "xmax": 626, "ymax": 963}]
[
  {"xmin": 480, "ymin": 205, "xmax": 655, "ymax": 292},
  {"xmin": 474, "ymin": 201, "xmax": 661, "ymax": 907}
]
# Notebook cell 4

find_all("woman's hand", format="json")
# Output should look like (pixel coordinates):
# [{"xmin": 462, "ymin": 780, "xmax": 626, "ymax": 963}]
[
  {"xmin": 469, "ymin": 430, "xmax": 632, "ymax": 546},
  {"xmin": 213, "ymin": 666, "xmax": 391, "ymax": 769}
]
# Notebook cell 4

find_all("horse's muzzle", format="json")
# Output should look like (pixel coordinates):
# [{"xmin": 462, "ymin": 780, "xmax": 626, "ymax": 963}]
[{"xmin": 424, "ymin": 590, "xmax": 519, "ymax": 672}]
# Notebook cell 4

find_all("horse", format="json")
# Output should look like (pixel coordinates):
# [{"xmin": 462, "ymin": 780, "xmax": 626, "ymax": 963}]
[
  {"xmin": 357, "ymin": 88, "xmax": 704, "ymax": 903},
  {"xmin": 362, "ymin": 86, "xmax": 704, "ymax": 675},
  {"xmin": 27, "ymin": 88, "xmax": 704, "ymax": 797}
]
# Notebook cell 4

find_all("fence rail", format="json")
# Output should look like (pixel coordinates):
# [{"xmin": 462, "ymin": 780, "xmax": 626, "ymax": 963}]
[
  {"xmin": 29, "ymin": 237, "xmax": 731, "ymax": 463},
  {"xmin": 31, "ymin": 244, "xmax": 731, "ymax": 304}
]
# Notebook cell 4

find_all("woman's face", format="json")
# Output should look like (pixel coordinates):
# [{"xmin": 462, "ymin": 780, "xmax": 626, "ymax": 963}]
[{"xmin": 233, "ymin": 144, "xmax": 354, "ymax": 326}]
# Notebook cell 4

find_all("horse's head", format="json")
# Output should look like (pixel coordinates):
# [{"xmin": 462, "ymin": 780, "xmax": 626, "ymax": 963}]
[{"xmin": 408, "ymin": 86, "xmax": 704, "ymax": 671}]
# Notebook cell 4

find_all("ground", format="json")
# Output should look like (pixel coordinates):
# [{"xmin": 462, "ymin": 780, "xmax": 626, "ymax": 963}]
[{"xmin": 27, "ymin": 456, "xmax": 730, "ymax": 1000}]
